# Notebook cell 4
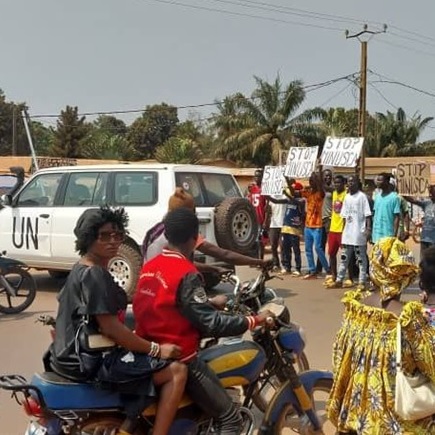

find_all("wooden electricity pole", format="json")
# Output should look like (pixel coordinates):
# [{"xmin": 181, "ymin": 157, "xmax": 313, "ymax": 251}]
[{"xmin": 346, "ymin": 24, "xmax": 387, "ymax": 184}]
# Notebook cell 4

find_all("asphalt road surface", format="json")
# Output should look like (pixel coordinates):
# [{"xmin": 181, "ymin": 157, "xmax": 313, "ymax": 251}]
[{"xmin": 0, "ymin": 241, "xmax": 421, "ymax": 434}]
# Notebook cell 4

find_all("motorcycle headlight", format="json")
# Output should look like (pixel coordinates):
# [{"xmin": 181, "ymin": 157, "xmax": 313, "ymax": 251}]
[{"xmin": 296, "ymin": 323, "xmax": 307, "ymax": 347}]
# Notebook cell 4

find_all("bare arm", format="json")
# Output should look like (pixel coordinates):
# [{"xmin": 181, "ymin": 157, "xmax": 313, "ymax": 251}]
[
  {"xmin": 96, "ymin": 314, "xmax": 182, "ymax": 359},
  {"xmin": 198, "ymin": 240, "xmax": 264, "ymax": 267},
  {"xmin": 393, "ymin": 213, "xmax": 400, "ymax": 237},
  {"xmin": 96, "ymin": 314, "xmax": 153, "ymax": 353}
]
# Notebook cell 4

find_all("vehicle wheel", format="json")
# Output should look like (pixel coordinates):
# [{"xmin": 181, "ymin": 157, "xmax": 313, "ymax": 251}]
[
  {"xmin": 273, "ymin": 377, "xmax": 333, "ymax": 434},
  {"xmin": 108, "ymin": 242, "xmax": 143, "ymax": 301},
  {"xmin": 214, "ymin": 198, "xmax": 258, "ymax": 255},
  {"xmin": 0, "ymin": 268, "xmax": 37, "ymax": 314},
  {"xmin": 412, "ymin": 224, "xmax": 422, "ymax": 244},
  {"xmin": 78, "ymin": 415, "xmax": 147, "ymax": 434},
  {"xmin": 249, "ymin": 352, "xmax": 310, "ymax": 413}
]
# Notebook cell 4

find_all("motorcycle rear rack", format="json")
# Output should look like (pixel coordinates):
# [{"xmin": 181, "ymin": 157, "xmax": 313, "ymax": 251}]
[{"xmin": 0, "ymin": 374, "xmax": 49, "ymax": 415}]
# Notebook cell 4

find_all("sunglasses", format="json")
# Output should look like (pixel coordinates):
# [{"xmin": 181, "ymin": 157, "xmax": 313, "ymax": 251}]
[{"xmin": 97, "ymin": 231, "xmax": 125, "ymax": 243}]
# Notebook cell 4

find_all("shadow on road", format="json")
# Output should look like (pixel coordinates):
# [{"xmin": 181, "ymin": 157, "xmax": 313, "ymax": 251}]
[{"xmin": 0, "ymin": 309, "xmax": 54, "ymax": 323}]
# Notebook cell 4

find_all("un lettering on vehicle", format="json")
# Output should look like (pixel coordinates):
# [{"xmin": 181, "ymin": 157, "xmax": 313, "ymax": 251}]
[
  {"xmin": 320, "ymin": 137, "xmax": 364, "ymax": 168},
  {"xmin": 284, "ymin": 146, "xmax": 319, "ymax": 179},
  {"xmin": 12, "ymin": 217, "xmax": 39, "ymax": 250}
]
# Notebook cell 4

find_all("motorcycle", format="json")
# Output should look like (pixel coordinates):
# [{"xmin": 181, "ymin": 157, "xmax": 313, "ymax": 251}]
[
  {"xmin": 0, "ymin": 268, "xmax": 329, "ymax": 434},
  {"xmin": 0, "ymin": 251, "xmax": 37, "ymax": 315}
]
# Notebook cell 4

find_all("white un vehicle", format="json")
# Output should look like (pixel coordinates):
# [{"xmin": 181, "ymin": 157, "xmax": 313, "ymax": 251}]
[{"xmin": 0, "ymin": 164, "xmax": 258, "ymax": 298}]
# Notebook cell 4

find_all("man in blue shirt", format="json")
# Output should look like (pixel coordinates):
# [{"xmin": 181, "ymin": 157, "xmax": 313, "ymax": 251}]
[
  {"xmin": 372, "ymin": 173, "xmax": 401, "ymax": 243},
  {"xmin": 404, "ymin": 185, "xmax": 435, "ymax": 257}
]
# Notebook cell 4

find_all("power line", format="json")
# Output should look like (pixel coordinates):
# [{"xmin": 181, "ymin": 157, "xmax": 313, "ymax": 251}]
[
  {"xmin": 375, "ymin": 39, "xmax": 435, "ymax": 59},
  {"xmin": 30, "ymin": 73, "xmax": 357, "ymax": 120},
  {"xmin": 142, "ymin": 0, "xmax": 343, "ymax": 32},
  {"xmin": 368, "ymin": 82, "xmax": 398, "ymax": 110},
  {"xmin": 369, "ymin": 69, "xmax": 435, "ymax": 99},
  {"xmin": 389, "ymin": 24, "xmax": 435, "ymax": 44}
]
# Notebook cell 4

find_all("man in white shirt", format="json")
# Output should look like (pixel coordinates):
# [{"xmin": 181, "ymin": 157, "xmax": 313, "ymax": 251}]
[{"xmin": 327, "ymin": 175, "xmax": 372, "ymax": 290}]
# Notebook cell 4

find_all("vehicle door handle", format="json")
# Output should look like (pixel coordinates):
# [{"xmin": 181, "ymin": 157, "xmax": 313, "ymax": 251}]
[{"xmin": 39, "ymin": 214, "xmax": 50, "ymax": 218}]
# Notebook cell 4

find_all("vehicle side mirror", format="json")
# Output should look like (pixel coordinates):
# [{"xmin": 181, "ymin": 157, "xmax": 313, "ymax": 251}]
[{"xmin": 1, "ymin": 194, "xmax": 13, "ymax": 206}]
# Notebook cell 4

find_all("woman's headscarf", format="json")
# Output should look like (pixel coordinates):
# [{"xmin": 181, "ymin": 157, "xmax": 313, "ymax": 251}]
[{"xmin": 369, "ymin": 237, "xmax": 419, "ymax": 301}]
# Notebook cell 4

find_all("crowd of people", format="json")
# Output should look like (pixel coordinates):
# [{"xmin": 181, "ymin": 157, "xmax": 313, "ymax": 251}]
[
  {"xmin": 247, "ymin": 167, "xmax": 435, "ymax": 290},
  {"xmin": 44, "ymin": 166, "xmax": 435, "ymax": 435}
]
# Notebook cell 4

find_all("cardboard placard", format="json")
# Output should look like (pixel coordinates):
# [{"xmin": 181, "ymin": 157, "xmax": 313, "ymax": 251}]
[
  {"xmin": 321, "ymin": 137, "xmax": 364, "ymax": 168},
  {"xmin": 261, "ymin": 166, "xmax": 286, "ymax": 195},
  {"xmin": 396, "ymin": 162, "xmax": 430, "ymax": 196},
  {"xmin": 284, "ymin": 146, "xmax": 318, "ymax": 179}
]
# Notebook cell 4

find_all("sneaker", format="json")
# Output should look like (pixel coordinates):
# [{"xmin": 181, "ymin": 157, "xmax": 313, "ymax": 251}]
[
  {"xmin": 302, "ymin": 273, "xmax": 318, "ymax": 280},
  {"xmin": 343, "ymin": 279, "xmax": 355, "ymax": 288},
  {"xmin": 356, "ymin": 283, "xmax": 367, "ymax": 291},
  {"xmin": 280, "ymin": 268, "xmax": 290, "ymax": 275},
  {"xmin": 326, "ymin": 280, "xmax": 343, "ymax": 289},
  {"xmin": 291, "ymin": 270, "xmax": 301, "ymax": 277}
]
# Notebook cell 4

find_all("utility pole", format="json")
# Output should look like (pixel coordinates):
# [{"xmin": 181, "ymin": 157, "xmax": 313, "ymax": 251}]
[
  {"xmin": 346, "ymin": 24, "xmax": 387, "ymax": 184},
  {"xmin": 12, "ymin": 106, "xmax": 17, "ymax": 156}
]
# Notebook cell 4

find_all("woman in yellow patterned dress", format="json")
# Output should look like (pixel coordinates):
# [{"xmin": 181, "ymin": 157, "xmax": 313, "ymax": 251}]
[{"xmin": 327, "ymin": 237, "xmax": 435, "ymax": 434}]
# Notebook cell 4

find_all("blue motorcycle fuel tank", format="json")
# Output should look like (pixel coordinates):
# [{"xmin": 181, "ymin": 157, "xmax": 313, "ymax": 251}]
[
  {"xmin": 277, "ymin": 323, "xmax": 305, "ymax": 355},
  {"xmin": 199, "ymin": 339, "xmax": 266, "ymax": 387}
]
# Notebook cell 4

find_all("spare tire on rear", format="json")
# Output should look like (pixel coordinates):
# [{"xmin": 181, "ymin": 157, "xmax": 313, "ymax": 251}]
[{"xmin": 214, "ymin": 197, "xmax": 258, "ymax": 255}]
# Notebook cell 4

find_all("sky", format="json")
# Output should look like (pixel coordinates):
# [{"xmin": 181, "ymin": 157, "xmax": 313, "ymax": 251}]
[{"xmin": 2, "ymin": 0, "xmax": 435, "ymax": 139}]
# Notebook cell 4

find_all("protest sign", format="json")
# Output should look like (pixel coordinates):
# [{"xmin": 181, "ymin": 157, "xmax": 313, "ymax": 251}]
[
  {"xmin": 321, "ymin": 137, "xmax": 364, "ymax": 168},
  {"xmin": 284, "ymin": 146, "xmax": 318, "ymax": 178},
  {"xmin": 396, "ymin": 162, "xmax": 430, "ymax": 196},
  {"xmin": 261, "ymin": 166, "xmax": 286, "ymax": 195}
]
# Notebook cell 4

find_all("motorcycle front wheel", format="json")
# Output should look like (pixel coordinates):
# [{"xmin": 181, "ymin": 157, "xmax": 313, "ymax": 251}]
[
  {"xmin": 249, "ymin": 352, "xmax": 310, "ymax": 413},
  {"xmin": 273, "ymin": 377, "xmax": 333, "ymax": 434},
  {"xmin": 0, "ymin": 268, "xmax": 36, "ymax": 314}
]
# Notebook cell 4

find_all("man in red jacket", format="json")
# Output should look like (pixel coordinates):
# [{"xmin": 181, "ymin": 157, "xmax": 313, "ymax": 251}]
[{"xmin": 133, "ymin": 207, "xmax": 273, "ymax": 434}]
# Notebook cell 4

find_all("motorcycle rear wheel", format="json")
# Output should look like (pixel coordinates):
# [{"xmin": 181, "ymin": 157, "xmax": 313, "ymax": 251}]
[
  {"xmin": 249, "ymin": 352, "xmax": 310, "ymax": 413},
  {"xmin": 0, "ymin": 268, "xmax": 36, "ymax": 314},
  {"xmin": 273, "ymin": 377, "xmax": 333, "ymax": 434}
]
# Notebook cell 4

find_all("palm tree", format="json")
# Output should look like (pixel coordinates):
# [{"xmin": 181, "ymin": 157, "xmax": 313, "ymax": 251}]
[
  {"xmin": 211, "ymin": 76, "xmax": 318, "ymax": 166},
  {"xmin": 154, "ymin": 137, "xmax": 203, "ymax": 164},
  {"xmin": 80, "ymin": 132, "xmax": 136, "ymax": 160},
  {"xmin": 374, "ymin": 108, "xmax": 433, "ymax": 156}
]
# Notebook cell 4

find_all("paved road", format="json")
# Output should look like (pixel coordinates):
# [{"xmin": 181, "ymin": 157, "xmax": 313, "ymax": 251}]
[{"xmin": 0, "ymin": 240, "xmax": 421, "ymax": 433}]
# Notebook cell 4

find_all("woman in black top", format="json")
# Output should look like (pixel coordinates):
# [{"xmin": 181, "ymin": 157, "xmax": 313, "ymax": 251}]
[{"xmin": 50, "ymin": 206, "xmax": 187, "ymax": 435}]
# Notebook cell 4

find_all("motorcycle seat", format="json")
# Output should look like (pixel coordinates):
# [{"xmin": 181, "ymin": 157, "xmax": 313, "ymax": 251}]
[
  {"xmin": 32, "ymin": 372, "xmax": 194, "ymax": 415},
  {"xmin": 32, "ymin": 372, "xmax": 122, "ymax": 410}
]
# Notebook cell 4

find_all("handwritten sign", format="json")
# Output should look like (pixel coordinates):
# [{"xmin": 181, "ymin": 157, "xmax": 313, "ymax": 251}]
[
  {"xmin": 396, "ymin": 162, "xmax": 430, "ymax": 196},
  {"xmin": 321, "ymin": 137, "xmax": 364, "ymax": 168},
  {"xmin": 261, "ymin": 166, "xmax": 286, "ymax": 195},
  {"xmin": 284, "ymin": 146, "xmax": 318, "ymax": 179}
]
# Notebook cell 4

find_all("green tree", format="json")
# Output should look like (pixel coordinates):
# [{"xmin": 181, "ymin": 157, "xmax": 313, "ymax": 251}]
[
  {"xmin": 127, "ymin": 103, "xmax": 179, "ymax": 159},
  {"xmin": 0, "ymin": 89, "xmax": 30, "ymax": 156},
  {"xmin": 94, "ymin": 115, "xmax": 127, "ymax": 136},
  {"xmin": 154, "ymin": 137, "xmax": 203, "ymax": 163},
  {"xmin": 50, "ymin": 106, "xmax": 88, "ymax": 158},
  {"xmin": 211, "ymin": 76, "xmax": 316, "ymax": 166},
  {"xmin": 31, "ymin": 121, "xmax": 55, "ymax": 156},
  {"xmin": 80, "ymin": 132, "xmax": 136, "ymax": 160},
  {"xmin": 374, "ymin": 108, "xmax": 433, "ymax": 156}
]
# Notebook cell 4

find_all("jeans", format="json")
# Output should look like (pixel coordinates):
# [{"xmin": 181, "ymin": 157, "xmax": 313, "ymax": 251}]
[
  {"xmin": 269, "ymin": 227, "xmax": 282, "ymax": 267},
  {"xmin": 337, "ymin": 244, "xmax": 368, "ymax": 284},
  {"xmin": 305, "ymin": 227, "xmax": 329, "ymax": 274},
  {"xmin": 316, "ymin": 218, "xmax": 330, "ymax": 273},
  {"xmin": 186, "ymin": 357, "xmax": 242, "ymax": 434},
  {"xmin": 281, "ymin": 233, "xmax": 301, "ymax": 272}
]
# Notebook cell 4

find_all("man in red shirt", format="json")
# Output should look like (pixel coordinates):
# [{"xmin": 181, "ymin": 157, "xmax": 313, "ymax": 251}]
[
  {"xmin": 247, "ymin": 169, "xmax": 268, "ymax": 258},
  {"xmin": 134, "ymin": 207, "xmax": 274, "ymax": 435}
]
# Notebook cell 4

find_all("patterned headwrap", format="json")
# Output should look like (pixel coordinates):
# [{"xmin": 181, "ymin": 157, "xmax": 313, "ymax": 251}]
[{"xmin": 369, "ymin": 237, "xmax": 419, "ymax": 301}]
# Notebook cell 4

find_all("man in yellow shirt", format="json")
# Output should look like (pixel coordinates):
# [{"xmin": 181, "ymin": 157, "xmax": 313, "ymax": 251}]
[{"xmin": 325, "ymin": 175, "xmax": 346, "ymax": 284}]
